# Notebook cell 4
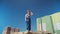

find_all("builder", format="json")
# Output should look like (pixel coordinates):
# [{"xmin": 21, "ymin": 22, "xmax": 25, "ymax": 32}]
[{"xmin": 25, "ymin": 10, "xmax": 33, "ymax": 32}]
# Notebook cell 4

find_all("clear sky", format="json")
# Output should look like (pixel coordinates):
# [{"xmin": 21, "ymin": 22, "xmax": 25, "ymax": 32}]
[{"xmin": 0, "ymin": 0, "xmax": 60, "ymax": 34}]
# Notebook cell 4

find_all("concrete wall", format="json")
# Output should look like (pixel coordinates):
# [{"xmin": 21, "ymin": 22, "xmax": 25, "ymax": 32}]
[
  {"xmin": 37, "ymin": 12, "xmax": 60, "ymax": 34},
  {"xmin": 51, "ymin": 12, "xmax": 60, "ymax": 34}
]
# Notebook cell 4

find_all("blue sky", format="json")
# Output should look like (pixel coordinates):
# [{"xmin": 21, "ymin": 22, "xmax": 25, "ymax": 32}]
[{"xmin": 0, "ymin": 0, "xmax": 60, "ymax": 34}]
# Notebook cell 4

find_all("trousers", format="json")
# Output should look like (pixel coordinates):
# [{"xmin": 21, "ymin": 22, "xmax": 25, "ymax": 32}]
[{"xmin": 26, "ymin": 18, "xmax": 31, "ymax": 31}]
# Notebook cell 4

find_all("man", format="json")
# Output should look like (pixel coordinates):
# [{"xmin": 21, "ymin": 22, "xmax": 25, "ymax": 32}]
[{"xmin": 25, "ymin": 10, "xmax": 33, "ymax": 32}]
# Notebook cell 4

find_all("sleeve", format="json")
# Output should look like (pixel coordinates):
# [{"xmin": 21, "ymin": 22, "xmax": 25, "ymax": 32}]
[{"xmin": 25, "ymin": 14, "xmax": 27, "ymax": 21}]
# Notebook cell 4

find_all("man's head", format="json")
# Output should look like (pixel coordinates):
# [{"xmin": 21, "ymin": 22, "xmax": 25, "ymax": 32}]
[{"xmin": 27, "ymin": 10, "xmax": 31, "ymax": 16}]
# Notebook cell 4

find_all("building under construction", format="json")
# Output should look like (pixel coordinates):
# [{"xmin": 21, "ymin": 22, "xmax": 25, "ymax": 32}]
[{"xmin": 2, "ymin": 12, "xmax": 60, "ymax": 34}]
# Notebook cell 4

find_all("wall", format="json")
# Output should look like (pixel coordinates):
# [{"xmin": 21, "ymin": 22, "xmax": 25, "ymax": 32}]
[
  {"xmin": 51, "ymin": 12, "xmax": 60, "ymax": 34},
  {"xmin": 37, "ymin": 12, "xmax": 60, "ymax": 34}
]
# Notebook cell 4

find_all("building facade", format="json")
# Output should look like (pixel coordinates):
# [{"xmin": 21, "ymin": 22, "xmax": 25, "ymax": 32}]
[{"xmin": 37, "ymin": 12, "xmax": 60, "ymax": 34}]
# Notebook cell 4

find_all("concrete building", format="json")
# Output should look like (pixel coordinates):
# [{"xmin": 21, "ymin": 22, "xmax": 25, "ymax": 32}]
[
  {"xmin": 36, "ymin": 12, "xmax": 60, "ymax": 34},
  {"xmin": 2, "ymin": 27, "xmax": 20, "ymax": 34}
]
